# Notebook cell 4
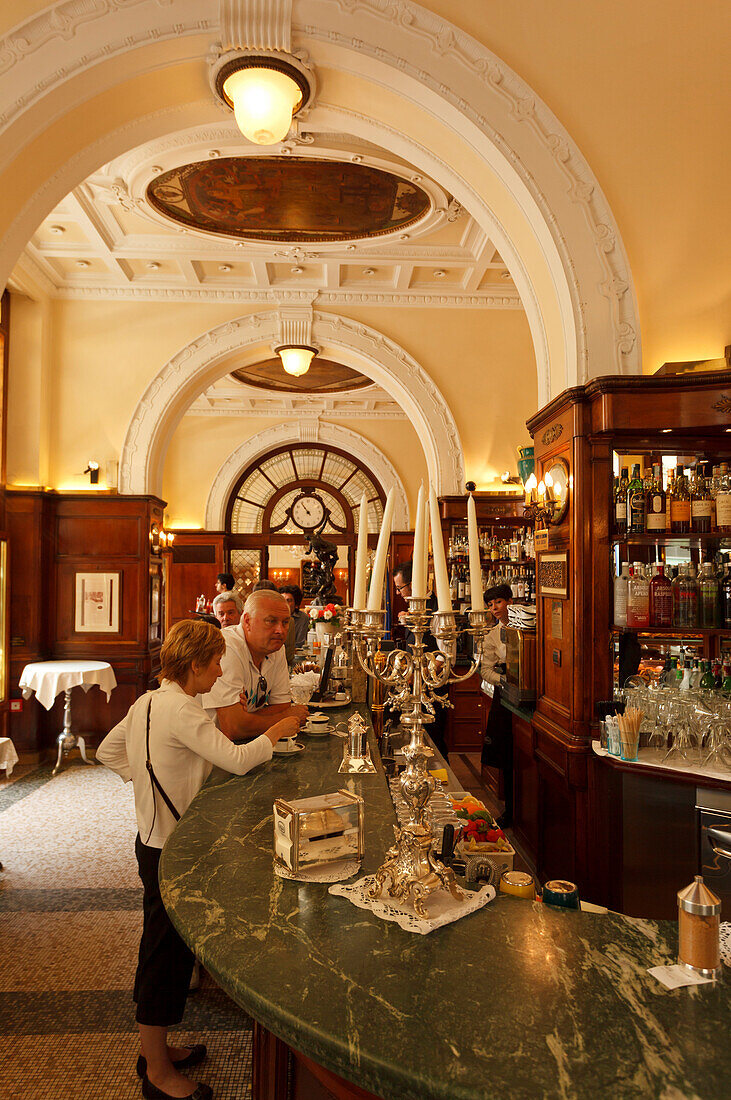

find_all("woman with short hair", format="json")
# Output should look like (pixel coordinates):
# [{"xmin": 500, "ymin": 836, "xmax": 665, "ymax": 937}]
[{"xmin": 97, "ymin": 619, "xmax": 298, "ymax": 1100}]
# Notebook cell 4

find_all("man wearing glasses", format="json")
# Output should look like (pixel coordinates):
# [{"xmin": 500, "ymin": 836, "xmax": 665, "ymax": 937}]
[{"xmin": 200, "ymin": 589, "xmax": 308, "ymax": 739}]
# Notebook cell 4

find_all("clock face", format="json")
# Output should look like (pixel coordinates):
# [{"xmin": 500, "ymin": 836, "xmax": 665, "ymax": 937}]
[{"xmin": 291, "ymin": 493, "xmax": 326, "ymax": 530}]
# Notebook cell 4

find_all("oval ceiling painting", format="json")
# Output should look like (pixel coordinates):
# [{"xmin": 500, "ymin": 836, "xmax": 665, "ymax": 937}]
[
  {"xmin": 230, "ymin": 358, "xmax": 372, "ymax": 394},
  {"xmin": 146, "ymin": 157, "xmax": 431, "ymax": 242}
]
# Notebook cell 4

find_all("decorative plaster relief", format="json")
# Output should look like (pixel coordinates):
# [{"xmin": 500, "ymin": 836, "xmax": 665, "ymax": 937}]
[
  {"xmin": 204, "ymin": 419, "xmax": 410, "ymax": 531},
  {"xmin": 118, "ymin": 307, "xmax": 464, "ymax": 499}
]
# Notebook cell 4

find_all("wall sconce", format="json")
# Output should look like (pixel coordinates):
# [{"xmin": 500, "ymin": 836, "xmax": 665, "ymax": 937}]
[
  {"xmin": 83, "ymin": 461, "xmax": 100, "ymax": 484},
  {"xmin": 211, "ymin": 52, "xmax": 314, "ymax": 145},
  {"xmin": 275, "ymin": 344, "xmax": 318, "ymax": 377}
]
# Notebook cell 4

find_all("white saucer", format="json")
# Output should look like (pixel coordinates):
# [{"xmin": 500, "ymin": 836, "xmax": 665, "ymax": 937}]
[
  {"xmin": 303, "ymin": 723, "xmax": 334, "ymax": 736},
  {"xmin": 273, "ymin": 741, "xmax": 305, "ymax": 755}
]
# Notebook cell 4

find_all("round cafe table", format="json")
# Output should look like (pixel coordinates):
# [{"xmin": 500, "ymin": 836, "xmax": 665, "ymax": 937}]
[{"xmin": 19, "ymin": 660, "xmax": 117, "ymax": 776}]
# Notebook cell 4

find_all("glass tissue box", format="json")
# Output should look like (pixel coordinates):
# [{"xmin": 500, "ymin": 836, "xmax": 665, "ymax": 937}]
[{"xmin": 273, "ymin": 790, "xmax": 364, "ymax": 873}]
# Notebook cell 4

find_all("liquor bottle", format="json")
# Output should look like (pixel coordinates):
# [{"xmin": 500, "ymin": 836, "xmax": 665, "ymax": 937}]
[
  {"xmin": 700, "ymin": 661, "xmax": 715, "ymax": 690},
  {"xmin": 698, "ymin": 562, "xmax": 719, "ymax": 627},
  {"xmin": 614, "ymin": 467, "xmax": 630, "ymax": 536},
  {"xmin": 645, "ymin": 464, "xmax": 667, "ymax": 534},
  {"xmin": 712, "ymin": 662, "xmax": 723, "ymax": 690},
  {"xmin": 722, "ymin": 566, "xmax": 731, "ymax": 627},
  {"xmin": 491, "ymin": 537, "xmax": 500, "ymax": 564},
  {"xmin": 691, "ymin": 465, "xmax": 713, "ymax": 533},
  {"xmin": 680, "ymin": 658, "xmax": 694, "ymax": 691},
  {"xmin": 669, "ymin": 464, "xmax": 691, "ymax": 534},
  {"xmin": 614, "ymin": 562, "xmax": 630, "ymax": 627},
  {"xmin": 627, "ymin": 464, "xmax": 645, "ymax": 535},
  {"xmin": 626, "ymin": 565, "xmax": 650, "ymax": 628},
  {"xmin": 449, "ymin": 564, "xmax": 459, "ymax": 604},
  {"xmin": 716, "ymin": 463, "xmax": 731, "ymax": 533},
  {"xmin": 649, "ymin": 563, "xmax": 673, "ymax": 627},
  {"xmin": 457, "ymin": 565, "xmax": 466, "ymax": 601},
  {"xmin": 709, "ymin": 467, "xmax": 720, "ymax": 529},
  {"xmin": 722, "ymin": 664, "xmax": 731, "ymax": 694},
  {"xmin": 671, "ymin": 567, "xmax": 683, "ymax": 628},
  {"xmin": 659, "ymin": 656, "xmax": 679, "ymax": 688}
]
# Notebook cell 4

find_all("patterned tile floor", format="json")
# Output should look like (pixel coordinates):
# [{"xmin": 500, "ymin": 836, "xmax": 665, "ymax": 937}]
[{"xmin": 0, "ymin": 760, "xmax": 254, "ymax": 1099}]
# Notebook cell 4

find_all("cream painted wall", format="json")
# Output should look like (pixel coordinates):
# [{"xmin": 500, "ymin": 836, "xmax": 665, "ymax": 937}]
[
  {"xmin": 416, "ymin": 0, "xmax": 730, "ymax": 371},
  {"xmin": 7, "ymin": 291, "xmax": 52, "ymax": 487},
  {"xmin": 161, "ymin": 414, "xmax": 429, "ymax": 530},
  {"xmin": 8, "ymin": 294, "xmax": 535, "ymax": 523},
  {"xmin": 337, "ymin": 306, "xmax": 536, "ymax": 488}
]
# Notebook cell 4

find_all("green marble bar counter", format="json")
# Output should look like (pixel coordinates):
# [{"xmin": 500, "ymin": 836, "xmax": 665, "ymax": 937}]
[{"xmin": 160, "ymin": 706, "xmax": 730, "ymax": 1100}]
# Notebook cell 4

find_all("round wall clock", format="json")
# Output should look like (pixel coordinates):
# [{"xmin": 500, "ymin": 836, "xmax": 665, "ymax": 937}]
[{"xmin": 290, "ymin": 492, "xmax": 327, "ymax": 530}]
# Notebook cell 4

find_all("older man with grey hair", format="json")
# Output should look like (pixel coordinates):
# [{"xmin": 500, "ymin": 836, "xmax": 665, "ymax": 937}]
[
  {"xmin": 201, "ymin": 589, "xmax": 308, "ymax": 740},
  {"xmin": 212, "ymin": 588, "xmax": 244, "ymax": 628}
]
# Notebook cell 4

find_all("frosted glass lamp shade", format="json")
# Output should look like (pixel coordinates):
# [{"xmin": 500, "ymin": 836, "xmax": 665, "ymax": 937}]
[
  {"xmin": 223, "ymin": 66, "xmax": 302, "ymax": 145},
  {"xmin": 276, "ymin": 345, "xmax": 317, "ymax": 377}
]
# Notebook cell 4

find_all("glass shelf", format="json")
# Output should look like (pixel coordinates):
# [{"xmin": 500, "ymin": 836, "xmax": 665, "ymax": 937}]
[
  {"xmin": 611, "ymin": 624, "xmax": 731, "ymax": 636},
  {"xmin": 612, "ymin": 535, "xmax": 731, "ymax": 547}
]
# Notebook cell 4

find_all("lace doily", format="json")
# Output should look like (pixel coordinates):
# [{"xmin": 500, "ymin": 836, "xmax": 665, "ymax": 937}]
[
  {"xmin": 328, "ymin": 874, "xmax": 495, "ymax": 934},
  {"xmin": 274, "ymin": 858, "xmax": 361, "ymax": 883},
  {"xmin": 721, "ymin": 921, "xmax": 730, "ymax": 967}
]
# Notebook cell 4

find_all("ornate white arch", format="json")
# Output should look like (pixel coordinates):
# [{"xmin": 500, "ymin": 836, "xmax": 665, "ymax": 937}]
[
  {"xmin": 0, "ymin": 0, "xmax": 641, "ymax": 403},
  {"xmin": 119, "ymin": 308, "xmax": 463, "ymax": 497},
  {"xmin": 204, "ymin": 422, "xmax": 410, "ymax": 532}
]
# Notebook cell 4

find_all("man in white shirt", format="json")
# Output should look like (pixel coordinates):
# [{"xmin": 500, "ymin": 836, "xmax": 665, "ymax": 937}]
[{"xmin": 201, "ymin": 589, "xmax": 309, "ymax": 739}]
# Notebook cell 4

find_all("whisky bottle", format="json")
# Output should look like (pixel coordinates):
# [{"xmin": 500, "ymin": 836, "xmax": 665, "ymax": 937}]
[
  {"xmin": 614, "ymin": 466, "xmax": 629, "ymax": 535},
  {"xmin": 698, "ymin": 563, "xmax": 719, "ymax": 627},
  {"xmin": 627, "ymin": 464, "xmax": 645, "ymax": 535},
  {"xmin": 645, "ymin": 463, "xmax": 667, "ymax": 533},
  {"xmin": 691, "ymin": 464, "xmax": 713, "ymax": 533},
  {"xmin": 669, "ymin": 464, "xmax": 691, "ymax": 534},
  {"xmin": 716, "ymin": 463, "xmax": 731, "ymax": 533}
]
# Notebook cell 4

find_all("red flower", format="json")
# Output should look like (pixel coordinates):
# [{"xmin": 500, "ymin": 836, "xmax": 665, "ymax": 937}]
[{"xmin": 325, "ymin": 603, "xmax": 336, "ymax": 613}]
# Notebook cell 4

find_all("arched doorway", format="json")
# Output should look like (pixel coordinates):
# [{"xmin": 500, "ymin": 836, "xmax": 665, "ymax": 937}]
[{"xmin": 225, "ymin": 442, "xmax": 386, "ymax": 604}]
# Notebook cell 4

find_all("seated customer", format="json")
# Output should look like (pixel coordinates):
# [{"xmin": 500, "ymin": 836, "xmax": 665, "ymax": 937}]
[
  {"xmin": 201, "ymin": 589, "xmax": 308, "ymax": 739},
  {"xmin": 96, "ymin": 619, "xmax": 298, "ymax": 1100},
  {"xmin": 253, "ymin": 579, "xmax": 296, "ymax": 665},
  {"xmin": 279, "ymin": 584, "xmax": 310, "ymax": 649},
  {"xmin": 212, "ymin": 589, "xmax": 243, "ymax": 628},
  {"xmin": 214, "ymin": 572, "xmax": 235, "ymax": 595}
]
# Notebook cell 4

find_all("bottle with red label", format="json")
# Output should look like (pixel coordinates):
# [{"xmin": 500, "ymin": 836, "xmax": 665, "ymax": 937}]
[{"xmin": 649, "ymin": 563, "xmax": 673, "ymax": 627}]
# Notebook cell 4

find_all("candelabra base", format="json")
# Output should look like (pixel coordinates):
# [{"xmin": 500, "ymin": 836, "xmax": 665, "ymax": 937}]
[{"xmin": 368, "ymin": 823, "xmax": 465, "ymax": 919}]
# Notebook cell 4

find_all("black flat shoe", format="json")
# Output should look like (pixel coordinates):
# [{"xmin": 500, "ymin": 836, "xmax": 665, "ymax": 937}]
[
  {"xmin": 141, "ymin": 1077, "xmax": 212, "ymax": 1100},
  {"xmin": 137, "ymin": 1045, "xmax": 207, "ymax": 1079}
]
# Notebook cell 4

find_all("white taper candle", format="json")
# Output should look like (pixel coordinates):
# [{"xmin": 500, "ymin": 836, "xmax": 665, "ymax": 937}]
[
  {"xmin": 367, "ymin": 487, "xmax": 395, "ymax": 610},
  {"xmin": 428, "ymin": 484, "xmax": 452, "ymax": 612},
  {"xmin": 467, "ymin": 492, "xmax": 484, "ymax": 611},
  {"xmin": 412, "ymin": 483, "xmax": 426, "ymax": 597},
  {"xmin": 352, "ymin": 492, "xmax": 369, "ymax": 609}
]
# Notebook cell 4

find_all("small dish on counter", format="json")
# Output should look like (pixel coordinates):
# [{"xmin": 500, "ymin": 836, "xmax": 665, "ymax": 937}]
[{"xmin": 273, "ymin": 740, "xmax": 305, "ymax": 756}]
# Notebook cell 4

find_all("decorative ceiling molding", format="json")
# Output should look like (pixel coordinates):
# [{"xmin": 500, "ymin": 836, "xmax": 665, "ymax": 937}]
[
  {"xmin": 220, "ymin": 0, "xmax": 292, "ymax": 54},
  {"xmin": 0, "ymin": 0, "xmax": 642, "ymax": 398},
  {"xmin": 204, "ymin": 420, "xmax": 410, "ymax": 531},
  {"xmin": 118, "ymin": 307, "xmax": 463, "ymax": 499}
]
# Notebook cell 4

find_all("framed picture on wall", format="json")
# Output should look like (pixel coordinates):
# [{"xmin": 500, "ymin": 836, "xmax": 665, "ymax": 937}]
[
  {"xmin": 150, "ymin": 574, "xmax": 161, "ymax": 627},
  {"xmin": 74, "ymin": 572, "xmax": 121, "ymax": 633},
  {"xmin": 537, "ymin": 552, "xmax": 569, "ymax": 599}
]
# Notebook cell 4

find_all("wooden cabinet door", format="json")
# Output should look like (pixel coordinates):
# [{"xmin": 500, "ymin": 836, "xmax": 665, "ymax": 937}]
[{"xmin": 447, "ymin": 671, "xmax": 486, "ymax": 752}]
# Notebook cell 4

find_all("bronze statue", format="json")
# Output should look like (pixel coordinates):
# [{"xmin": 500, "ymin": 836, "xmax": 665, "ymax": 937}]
[{"xmin": 306, "ymin": 531, "xmax": 339, "ymax": 603}]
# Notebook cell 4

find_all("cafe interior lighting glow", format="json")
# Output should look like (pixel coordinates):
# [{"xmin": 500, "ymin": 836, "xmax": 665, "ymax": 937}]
[
  {"xmin": 216, "ymin": 56, "xmax": 310, "ymax": 145},
  {"xmin": 276, "ymin": 344, "xmax": 318, "ymax": 377}
]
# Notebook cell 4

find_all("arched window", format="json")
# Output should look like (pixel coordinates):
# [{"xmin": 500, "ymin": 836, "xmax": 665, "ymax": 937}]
[{"xmin": 226, "ymin": 444, "xmax": 385, "ymax": 602}]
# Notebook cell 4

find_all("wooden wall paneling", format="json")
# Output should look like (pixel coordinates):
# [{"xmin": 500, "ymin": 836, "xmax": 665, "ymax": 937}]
[
  {"xmin": 447, "ymin": 672, "xmax": 486, "ymax": 753},
  {"xmin": 512, "ymin": 713, "xmax": 538, "ymax": 862},
  {"xmin": 168, "ymin": 532, "xmax": 225, "ymax": 623}
]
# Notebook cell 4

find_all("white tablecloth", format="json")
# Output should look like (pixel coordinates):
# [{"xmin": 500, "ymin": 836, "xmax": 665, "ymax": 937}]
[
  {"xmin": 19, "ymin": 660, "xmax": 117, "ymax": 711},
  {"xmin": 0, "ymin": 736, "xmax": 19, "ymax": 776}
]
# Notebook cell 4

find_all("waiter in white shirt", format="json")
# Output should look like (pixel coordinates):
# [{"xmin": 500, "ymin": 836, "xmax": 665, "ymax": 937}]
[
  {"xmin": 480, "ymin": 584, "xmax": 513, "ymax": 828},
  {"xmin": 201, "ymin": 589, "xmax": 308, "ymax": 739}
]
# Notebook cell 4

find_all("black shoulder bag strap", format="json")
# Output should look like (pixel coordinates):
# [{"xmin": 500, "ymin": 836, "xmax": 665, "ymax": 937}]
[{"xmin": 144, "ymin": 695, "xmax": 181, "ymax": 844}]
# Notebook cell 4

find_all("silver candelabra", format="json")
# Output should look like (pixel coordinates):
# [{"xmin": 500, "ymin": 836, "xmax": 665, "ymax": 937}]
[{"xmin": 346, "ymin": 598, "xmax": 492, "ymax": 917}]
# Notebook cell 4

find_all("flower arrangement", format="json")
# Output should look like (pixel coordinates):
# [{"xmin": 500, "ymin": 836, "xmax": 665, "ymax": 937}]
[{"xmin": 305, "ymin": 602, "xmax": 344, "ymax": 626}]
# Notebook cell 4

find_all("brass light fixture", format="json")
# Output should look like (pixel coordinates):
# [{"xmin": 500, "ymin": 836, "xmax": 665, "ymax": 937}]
[
  {"xmin": 275, "ymin": 344, "xmax": 318, "ymax": 378},
  {"xmin": 212, "ymin": 53, "xmax": 314, "ymax": 145}
]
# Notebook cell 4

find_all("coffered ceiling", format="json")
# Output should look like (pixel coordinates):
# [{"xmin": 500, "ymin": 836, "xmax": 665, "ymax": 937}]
[{"xmin": 12, "ymin": 124, "xmax": 522, "ymax": 311}]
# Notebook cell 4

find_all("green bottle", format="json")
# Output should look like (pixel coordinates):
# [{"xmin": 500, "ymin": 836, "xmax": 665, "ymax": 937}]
[
  {"xmin": 722, "ymin": 664, "xmax": 731, "ymax": 694},
  {"xmin": 699, "ymin": 660, "xmax": 715, "ymax": 690},
  {"xmin": 627, "ymin": 464, "xmax": 645, "ymax": 535}
]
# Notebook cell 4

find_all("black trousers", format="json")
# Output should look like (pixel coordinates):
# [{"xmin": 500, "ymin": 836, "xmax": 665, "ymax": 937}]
[
  {"xmin": 134, "ymin": 834, "xmax": 195, "ymax": 1027},
  {"xmin": 481, "ymin": 688, "xmax": 514, "ymax": 819}
]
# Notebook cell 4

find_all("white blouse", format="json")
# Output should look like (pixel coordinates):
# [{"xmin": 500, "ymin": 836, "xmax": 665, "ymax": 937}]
[{"xmin": 96, "ymin": 679, "xmax": 273, "ymax": 848}]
